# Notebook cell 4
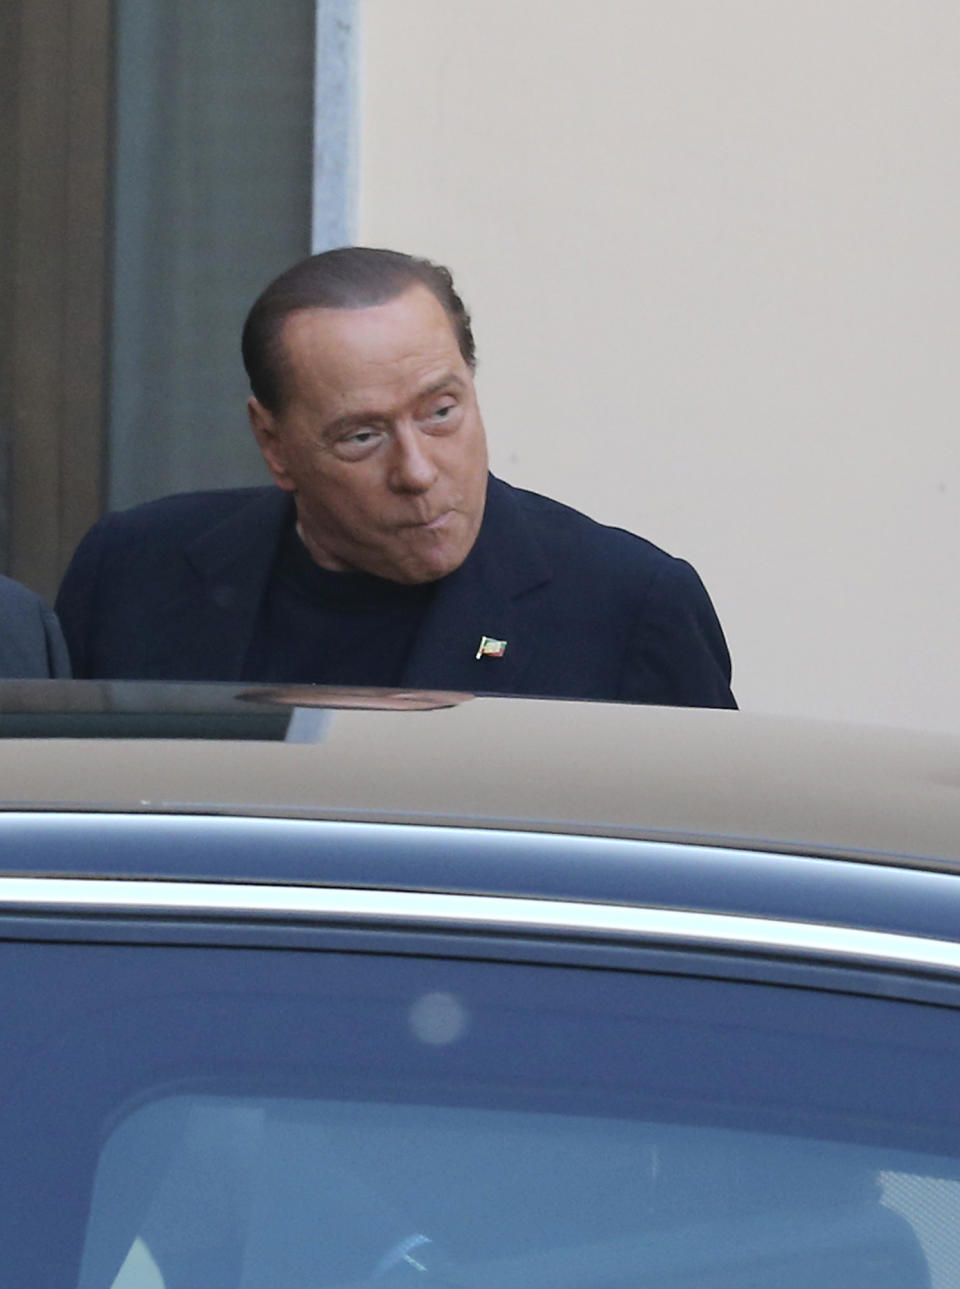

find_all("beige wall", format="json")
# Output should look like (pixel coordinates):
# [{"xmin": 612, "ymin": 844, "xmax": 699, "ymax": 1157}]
[{"xmin": 357, "ymin": 0, "xmax": 960, "ymax": 732}]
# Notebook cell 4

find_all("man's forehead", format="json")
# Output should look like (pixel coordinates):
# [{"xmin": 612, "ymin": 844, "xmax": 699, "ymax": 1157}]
[
  {"xmin": 281, "ymin": 286, "xmax": 458, "ymax": 363},
  {"xmin": 280, "ymin": 288, "xmax": 466, "ymax": 407}
]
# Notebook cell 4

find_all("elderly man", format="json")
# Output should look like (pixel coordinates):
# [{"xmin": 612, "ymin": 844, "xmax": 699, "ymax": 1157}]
[{"xmin": 56, "ymin": 247, "xmax": 734, "ymax": 706}]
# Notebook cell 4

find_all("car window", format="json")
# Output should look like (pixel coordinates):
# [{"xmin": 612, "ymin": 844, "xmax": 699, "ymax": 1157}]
[
  {"xmin": 4, "ymin": 937, "xmax": 960, "ymax": 1288},
  {"xmin": 89, "ymin": 1093, "xmax": 954, "ymax": 1289}
]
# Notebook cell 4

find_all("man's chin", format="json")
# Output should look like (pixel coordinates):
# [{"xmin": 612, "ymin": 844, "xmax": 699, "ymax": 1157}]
[
  {"xmin": 379, "ymin": 535, "xmax": 476, "ymax": 585},
  {"xmin": 301, "ymin": 514, "xmax": 479, "ymax": 584},
  {"xmin": 375, "ymin": 517, "xmax": 481, "ymax": 584},
  {"xmin": 385, "ymin": 551, "xmax": 469, "ymax": 585}
]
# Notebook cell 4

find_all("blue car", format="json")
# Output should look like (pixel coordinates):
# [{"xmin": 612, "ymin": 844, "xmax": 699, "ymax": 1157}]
[{"xmin": 2, "ymin": 681, "xmax": 960, "ymax": 1288}]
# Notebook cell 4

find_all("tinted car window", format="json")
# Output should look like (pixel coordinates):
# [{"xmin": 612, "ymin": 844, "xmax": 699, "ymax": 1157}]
[{"xmin": 3, "ymin": 938, "xmax": 959, "ymax": 1287}]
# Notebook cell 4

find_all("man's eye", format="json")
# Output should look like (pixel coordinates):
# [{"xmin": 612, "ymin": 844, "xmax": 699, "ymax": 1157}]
[{"xmin": 333, "ymin": 428, "xmax": 383, "ymax": 459}]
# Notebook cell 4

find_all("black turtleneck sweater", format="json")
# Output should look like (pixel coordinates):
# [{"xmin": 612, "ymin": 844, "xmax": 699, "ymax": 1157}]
[{"xmin": 241, "ymin": 520, "xmax": 436, "ymax": 685}]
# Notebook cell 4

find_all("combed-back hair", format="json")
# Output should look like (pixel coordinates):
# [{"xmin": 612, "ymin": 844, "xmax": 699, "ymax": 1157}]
[{"xmin": 241, "ymin": 246, "xmax": 476, "ymax": 411}]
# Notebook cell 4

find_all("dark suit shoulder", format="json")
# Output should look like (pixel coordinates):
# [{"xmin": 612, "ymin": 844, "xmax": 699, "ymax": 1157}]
[
  {"xmin": 493, "ymin": 477, "xmax": 683, "ymax": 584},
  {"xmin": 90, "ymin": 486, "xmax": 279, "ymax": 545},
  {"xmin": 486, "ymin": 477, "xmax": 735, "ymax": 708},
  {"xmin": 56, "ymin": 487, "xmax": 287, "ymax": 680}
]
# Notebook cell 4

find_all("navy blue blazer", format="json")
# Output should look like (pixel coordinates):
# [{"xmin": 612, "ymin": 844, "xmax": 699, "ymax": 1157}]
[
  {"xmin": 0, "ymin": 575, "xmax": 71, "ymax": 678},
  {"xmin": 56, "ymin": 476, "xmax": 735, "ymax": 707}
]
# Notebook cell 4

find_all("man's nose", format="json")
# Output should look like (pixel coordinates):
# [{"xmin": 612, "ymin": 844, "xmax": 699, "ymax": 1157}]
[{"xmin": 387, "ymin": 424, "xmax": 439, "ymax": 494}]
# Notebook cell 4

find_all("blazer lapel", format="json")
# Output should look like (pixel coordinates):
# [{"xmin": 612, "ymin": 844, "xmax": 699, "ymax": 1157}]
[
  {"xmin": 183, "ymin": 489, "xmax": 293, "ymax": 679},
  {"xmin": 402, "ymin": 477, "xmax": 551, "ymax": 694}
]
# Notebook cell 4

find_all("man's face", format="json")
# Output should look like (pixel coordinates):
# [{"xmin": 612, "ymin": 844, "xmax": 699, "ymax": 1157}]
[{"xmin": 248, "ymin": 285, "xmax": 489, "ymax": 584}]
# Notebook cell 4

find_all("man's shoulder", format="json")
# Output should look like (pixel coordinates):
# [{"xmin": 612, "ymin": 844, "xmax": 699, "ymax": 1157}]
[
  {"xmin": 485, "ymin": 478, "xmax": 734, "ymax": 709},
  {"xmin": 490, "ymin": 477, "xmax": 677, "ymax": 574},
  {"xmin": 57, "ymin": 486, "xmax": 289, "ymax": 679},
  {"xmin": 0, "ymin": 573, "xmax": 45, "ymax": 614},
  {"xmin": 59, "ymin": 485, "xmax": 289, "ymax": 610},
  {"xmin": 95, "ymin": 486, "xmax": 283, "ymax": 543},
  {"xmin": 0, "ymin": 576, "xmax": 70, "ymax": 678}
]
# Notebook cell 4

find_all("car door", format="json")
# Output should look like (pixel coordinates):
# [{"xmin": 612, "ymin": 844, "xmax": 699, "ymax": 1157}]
[{"xmin": 5, "ymin": 843, "xmax": 960, "ymax": 1289}]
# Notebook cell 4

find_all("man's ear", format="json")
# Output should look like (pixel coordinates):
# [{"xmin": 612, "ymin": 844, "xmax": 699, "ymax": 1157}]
[{"xmin": 248, "ymin": 397, "xmax": 296, "ymax": 492}]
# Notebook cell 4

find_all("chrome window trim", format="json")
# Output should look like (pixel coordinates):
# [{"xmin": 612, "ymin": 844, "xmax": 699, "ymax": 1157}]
[{"xmin": 3, "ymin": 874, "xmax": 960, "ymax": 976}]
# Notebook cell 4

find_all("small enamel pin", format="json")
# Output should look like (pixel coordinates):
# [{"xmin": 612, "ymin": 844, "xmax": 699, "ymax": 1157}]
[{"xmin": 475, "ymin": 636, "xmax": 508, "ymax": 660}]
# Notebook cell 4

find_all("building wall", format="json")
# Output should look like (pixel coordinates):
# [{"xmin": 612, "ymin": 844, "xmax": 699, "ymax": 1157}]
[{"xmin": 356, "ymin": 0, "xmax": 960, "ymax": 732}]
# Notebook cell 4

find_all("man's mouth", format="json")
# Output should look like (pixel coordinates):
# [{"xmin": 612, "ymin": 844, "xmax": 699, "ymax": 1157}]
[
  {"xmin": 403, "ymin": 509, "xmax": 454, "ymax": 531},
  {"xmin": 423, "ymin": 511, "xmax": 453, "ymax": 530}
]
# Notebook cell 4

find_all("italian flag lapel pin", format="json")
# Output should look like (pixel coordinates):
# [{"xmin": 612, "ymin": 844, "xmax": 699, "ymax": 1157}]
[{"xmin": 475, "ymin": 636, "xmax": 508, "ymax": 660}]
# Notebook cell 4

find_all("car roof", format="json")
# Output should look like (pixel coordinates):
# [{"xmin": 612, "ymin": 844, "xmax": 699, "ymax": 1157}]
[{"xmin": 1, "ymin": 681, "xmax": 960, "ymax": 871}]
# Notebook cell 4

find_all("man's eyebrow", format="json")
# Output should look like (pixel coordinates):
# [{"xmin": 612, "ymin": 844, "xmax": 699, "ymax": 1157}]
[{"xmin": 418, "ymin": 372, "xmax": 466, "ymax": 399}]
